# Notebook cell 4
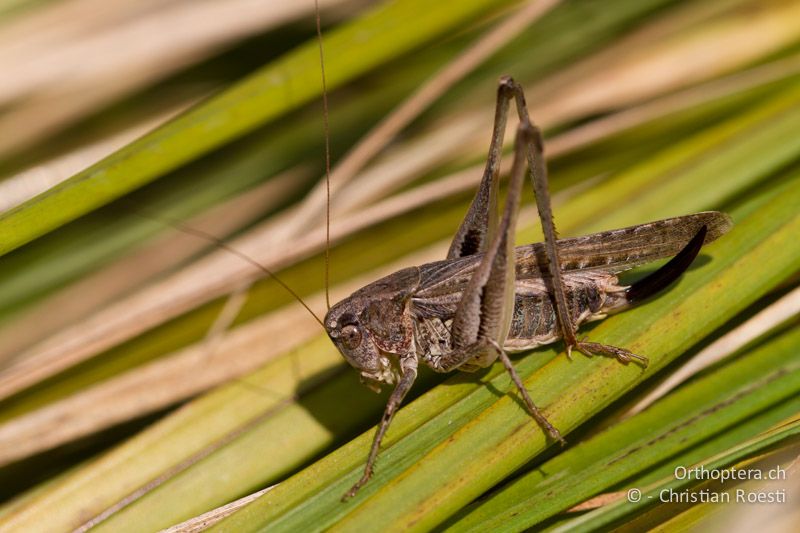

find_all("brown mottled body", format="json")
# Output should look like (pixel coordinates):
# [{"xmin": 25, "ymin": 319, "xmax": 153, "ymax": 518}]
[
  {"xmin": 325, "ymin": 77, "xmax": 732, "ymax": 500},
  {"xmin": 347, "ymin": 211, "xmax": 730, "ymax": 376}
]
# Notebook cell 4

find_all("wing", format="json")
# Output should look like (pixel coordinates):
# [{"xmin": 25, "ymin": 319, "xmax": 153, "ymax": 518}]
[
  {"xmin": 416, "ymin": 211, "xmax": 731, "ymax": 297},
  {"xmin": 516, "ymin": 211, "xmax": 732, "ymax": 276}
]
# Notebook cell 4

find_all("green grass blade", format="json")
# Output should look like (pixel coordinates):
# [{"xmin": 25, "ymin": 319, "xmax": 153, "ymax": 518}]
[
  {"xmin": 0, "ymin": 337, "xmax": 344, "ymax": 531},
  {"xmin": 551, "ymin": 416, "xmax": 800, "ymax": 532},
  {"xmin": 0, "ymin": 0, "xmax": 513, "ymax": 257},
  {"xmin": 447, "ymin": 325, "xmax": 800, "ymax": 531}
]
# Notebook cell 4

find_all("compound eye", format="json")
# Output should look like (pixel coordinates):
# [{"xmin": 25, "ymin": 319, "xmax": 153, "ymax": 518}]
[{"xmin": 340, "ymin": 324, "xmax": 362, "ymax": 350}]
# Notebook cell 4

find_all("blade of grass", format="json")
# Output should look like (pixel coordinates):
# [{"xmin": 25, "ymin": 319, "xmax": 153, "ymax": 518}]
[
  {"xmin": 0, "ymin": 335, "xmax": 342, "ymax": 531},
  {"xmin": 531, "ymin": 0, "xmax": 800, "ymax": 123},
  {"xmin": 648, "ymin": 446, "xmax": 800, "ymax": 531},
  {"xmin": 550, "ymin": 416, "xmax": 800, "ymax": 532},
  {"xmin": 0, "ymin": 0, "xmax": 362, "ymax": 157},
  {"xmin": 554, "ymin": 80, "xmax": 800, "ymax": 237},
  {"xmin": 627, "ymin": 283, "xmax": 800, "ymax": 416},
  {"xmin": 447, "ymin": 323, "xmax": 800, "ymax": 531}
]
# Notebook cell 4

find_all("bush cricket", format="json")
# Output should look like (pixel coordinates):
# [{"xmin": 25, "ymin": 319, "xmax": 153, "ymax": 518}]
[
  {"xmin": 322, "ymin": 76, "xmax": 732, "ymax": 500},
  {"xmin": 116, "ymin": 9, "xmax": 731, "ymax": 504}
]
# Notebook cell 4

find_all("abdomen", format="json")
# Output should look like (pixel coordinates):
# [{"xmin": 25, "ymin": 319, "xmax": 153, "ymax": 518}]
[{"xmin": 504, "ymin": 271, "xmax": 625, "ymax": 352}]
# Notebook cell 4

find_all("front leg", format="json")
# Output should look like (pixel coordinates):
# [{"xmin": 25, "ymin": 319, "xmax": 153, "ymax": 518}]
[{"xmin": 342, "ymin": 355, "xmax": 418, "ymax": 501}]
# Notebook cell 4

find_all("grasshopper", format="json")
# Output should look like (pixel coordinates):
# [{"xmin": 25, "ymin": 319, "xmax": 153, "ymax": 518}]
[{"xmin": 324, "ymin": 77, "xmax": 732, "ymax": 499}]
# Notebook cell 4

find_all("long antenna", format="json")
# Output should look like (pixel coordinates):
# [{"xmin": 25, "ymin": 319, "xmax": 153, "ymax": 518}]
[
  {"xmin": 129, "ymin": 209, "xmax": 326, "ymax": 329},
  {"xmin": 120, "ymin": 6, "xmax": 335, "ymax": 332},
  {"xmin": 315, "ymin": 0, "xmax": 333, "ymax": 311}
]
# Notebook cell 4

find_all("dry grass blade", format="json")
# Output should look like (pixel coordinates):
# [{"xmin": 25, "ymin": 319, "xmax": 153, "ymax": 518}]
[
  {"xmin": 0, "ymin": 0, "xmax": 356, "ymax": 157},
  {"xmin": 548, "ymin": 52, "xmax": 800, "ymax": 156},
  {"xmin": 703, "ymin": 448, "xmax": 800, "ymax": 532},
  {"xmin": 285, "ymin": 0, "xmax": 562, "ymax": 235},
  {"xmin": 0, "ymin": 98, "xmax": 202, "ymax": 212},
  {"xmin": 528, "ymin": 0, "xmax": 800, "ymax": 123},
  {"xmin": 160, "ymin": 487, "xmax": 275, "ymax": 533},
  {"xmin": 0, "ymin": 300, "xmax": 317, "ymax": 466},
  {"xmin": 0, "ymin": 167, "xmax": 307, "ymax": 364}
]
